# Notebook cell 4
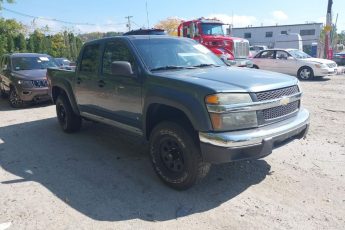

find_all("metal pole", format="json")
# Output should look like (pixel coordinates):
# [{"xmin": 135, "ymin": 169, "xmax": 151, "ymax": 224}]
[
  {"xmin": 325, "ymin": 0, "xmax": 333, "ymax": 59},
  {"xmin": 125, "ymin": 16, "xmax": 133, "ymax": 32}
]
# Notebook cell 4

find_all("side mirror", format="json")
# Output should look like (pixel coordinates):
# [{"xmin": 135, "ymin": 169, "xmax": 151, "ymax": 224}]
[
  {"xmin": 111, "ymin": 61, "xmax": 134, "ymax": 77},
  {"xmin": 287, "ymin": 56, "xmax": 294, "ymax": 60}
]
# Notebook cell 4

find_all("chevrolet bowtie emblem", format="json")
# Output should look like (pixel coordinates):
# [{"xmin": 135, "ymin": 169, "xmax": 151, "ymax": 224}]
[{"xmin": 280, "ymin": 97, "xmax": 290, "ymax": 106}]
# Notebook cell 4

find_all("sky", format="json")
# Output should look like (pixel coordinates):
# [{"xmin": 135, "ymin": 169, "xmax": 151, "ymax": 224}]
[{"xmin": 0, "ymin": 0, "xmax": 344, "ymax": 34}]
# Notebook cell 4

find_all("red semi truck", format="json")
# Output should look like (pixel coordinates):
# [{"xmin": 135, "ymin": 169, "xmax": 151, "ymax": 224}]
[{"xmin": 178, "ymin": 18, "xmax": 252, "ymax": 67}]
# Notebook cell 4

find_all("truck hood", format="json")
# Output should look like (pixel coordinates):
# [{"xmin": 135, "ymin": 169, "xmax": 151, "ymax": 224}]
[
  {"xmin": 156, "ymin": 66, "xmax": 298, "ymax": 93},
  {"xmin": 12, "ymin": 69, "xmax": 47, "ymax": 80}
]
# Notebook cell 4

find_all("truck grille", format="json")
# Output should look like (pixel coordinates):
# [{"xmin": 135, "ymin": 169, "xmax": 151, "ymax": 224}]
[
  {"xmin": 256, "ymin": 85, "xmax": 299, "ymax": 101},
  {"xmin": 234, "ymin": 40, "xmax": 249, "ymax": 58},
  {"xmin": 327, "ymin": 63, "xmax": 337, "ymax": 68},
  {"xmin": 263, "ymin": 101, "xmax": 299, "ymax": 120},
  {"xmin": 32, "ymin": 80, "xmax": 48, "ymax": 88},
  {"xmin": 255, "ymin": 85, "xmax": 300, "ymax": 123}
]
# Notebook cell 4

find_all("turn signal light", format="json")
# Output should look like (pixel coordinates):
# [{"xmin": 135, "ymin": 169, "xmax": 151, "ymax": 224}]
[{"xmin": 205, "ymin": 95, "xmax": 219, "ymax": 105}]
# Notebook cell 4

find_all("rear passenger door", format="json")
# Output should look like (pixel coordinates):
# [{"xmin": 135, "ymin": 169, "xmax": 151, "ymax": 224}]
[{"xmin": 75, "ymin": 43, "xmax": 102, "ymax": 114}]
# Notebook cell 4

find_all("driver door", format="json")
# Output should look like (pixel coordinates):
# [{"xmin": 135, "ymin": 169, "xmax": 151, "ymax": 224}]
[{"xmin": 274, "ymin": 50, "xmax": 297, "ymax": 75}]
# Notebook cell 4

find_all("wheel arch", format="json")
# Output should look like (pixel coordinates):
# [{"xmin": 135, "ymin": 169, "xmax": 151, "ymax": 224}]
[{"xmin": 51, "ymin": 84, "xmax": 80, "ymax": 115}]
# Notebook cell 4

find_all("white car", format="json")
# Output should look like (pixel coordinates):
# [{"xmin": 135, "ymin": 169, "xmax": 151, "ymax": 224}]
[{"xmin": 252, "ymin": 49, "xmax": 337, "ymax": 80}]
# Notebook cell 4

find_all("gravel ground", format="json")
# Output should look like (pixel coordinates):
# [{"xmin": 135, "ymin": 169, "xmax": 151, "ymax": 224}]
[{"xmin": 0, "ymin": 75, "xmax": 344, "ymax": 230}]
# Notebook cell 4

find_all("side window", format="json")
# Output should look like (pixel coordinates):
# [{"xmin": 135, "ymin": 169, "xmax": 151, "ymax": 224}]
[
  {"xmin": 80, "ymin": 44, "xmax": 101, "ymax": 73},
  {"xmin": 102, "ymin": 41, "xmax": 135, "ymax": 75},
  {"xmin": 276, "ymin": 51, "xmax": 289, "ymax": 60},
  {"xmin": 259, "ymin": 51, "xmax": 275, "ymax": 59},
  {"xmin": 183, "ymin": 25, "xmax": 190, "ymax": 38}
]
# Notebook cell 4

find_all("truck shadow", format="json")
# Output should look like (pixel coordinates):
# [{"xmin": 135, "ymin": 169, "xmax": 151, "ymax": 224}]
[{"xmin": 0, "ymin": 118, "xmax": 270, "ymax": 222}]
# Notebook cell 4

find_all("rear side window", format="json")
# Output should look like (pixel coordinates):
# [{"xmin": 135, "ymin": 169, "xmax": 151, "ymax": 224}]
[
  {"xmin": 257, "ymin": 50, "xmax": 275, "ymax": 59},
  {"xmin": 80, "ymin": 44, "xmax": 101, "ymax": 73},
  {"xmin": 102, "ymin": 41, "xmax": 135, "ymax": 75}
]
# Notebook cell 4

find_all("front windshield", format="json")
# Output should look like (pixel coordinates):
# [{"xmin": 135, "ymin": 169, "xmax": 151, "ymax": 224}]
[
  {"xmin": 132, "ymin": 38, "xmax": 225, "ymax": 71},
  {"xmin": 288, "ymin": 50, "xmax": 311, "ymax": 59},
  {"xmin": 12, "ymin": 56, "xmax": 58, "ymax": 71},
  {"xmin": 201, "ymin": 23, "xmax": 224, "ymax": 36}
]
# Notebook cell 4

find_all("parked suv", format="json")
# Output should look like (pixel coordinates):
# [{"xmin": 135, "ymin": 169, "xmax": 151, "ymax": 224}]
[{"xmin": 0, "ymin": 53, "xmax": 57, "ymax": 107}]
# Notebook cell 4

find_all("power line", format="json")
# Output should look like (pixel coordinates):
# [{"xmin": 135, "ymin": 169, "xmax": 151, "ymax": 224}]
[{"xmin": 1, "ymin": 7, "xmax": 127, "ymax": 27}]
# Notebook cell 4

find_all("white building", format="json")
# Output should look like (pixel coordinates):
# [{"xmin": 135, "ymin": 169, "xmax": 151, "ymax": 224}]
[{"xmin": 232, "ymin": 23, "xmax": 323, "ymax": 56}]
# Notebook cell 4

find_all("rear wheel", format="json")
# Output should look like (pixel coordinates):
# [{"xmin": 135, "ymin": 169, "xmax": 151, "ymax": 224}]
[
  {"xmin": 298, "ymin": 66, "xmax": 314, "ymax": 80},
  {"xmin": 149, "ymin": 121, "xmax": 210, "ymax": 190},
  {"xmin": 56, "ymin": 94, "xmax": 81, "ymax": 133},
  {"xmin": 9, "ymin": 88, "xmax": 24, "ymax": 108},
  {"xmin": 253, "ymin": 65, "xmax": 259, "ymax": 69}
]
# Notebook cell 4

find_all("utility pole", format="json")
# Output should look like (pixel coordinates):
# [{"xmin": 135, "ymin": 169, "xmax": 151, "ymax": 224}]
[
  {"xmin": 125, "ymin": 16, "xmax": 133, "ymax": 32},
  {"xmin": 324, "ymin": 0, "xmax": 333, "ymax": 59}
]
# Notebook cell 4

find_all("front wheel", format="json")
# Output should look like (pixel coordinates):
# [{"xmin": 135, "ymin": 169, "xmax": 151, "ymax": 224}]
[
  {"xmin": 56, "ymin": 94, "xmax": 81, "ymax": 133},
  {"xmin": 149, "ymin": 121, "xmax": 210, "ymax": 190},
  {"xmin": 9, "ymin": 88, "xmax": 24, "ymax": 108},
  {"xmin": 298, "ymin": 67, "xmax": 314, "ymax": 80}
]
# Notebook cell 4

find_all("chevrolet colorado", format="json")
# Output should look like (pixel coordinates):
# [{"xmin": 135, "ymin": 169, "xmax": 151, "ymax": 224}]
[{"xmin": 47, "ymin": 36, "xmax": 310, "ymax": 190}]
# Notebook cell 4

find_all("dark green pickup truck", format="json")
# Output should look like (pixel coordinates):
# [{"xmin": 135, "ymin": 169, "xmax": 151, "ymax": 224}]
[{"xmin": 47, "ymin": 35, "xmax": 310, "ymax": 190}]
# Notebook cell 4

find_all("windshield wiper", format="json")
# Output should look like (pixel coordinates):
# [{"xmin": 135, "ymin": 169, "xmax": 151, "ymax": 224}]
[
  {"xmin": 150, "ymin": 66, "xmax": 192, "ymax": 71},
  {"xmin": 192, "ymin": 64, "xmax": 220, "ymax": 68}
]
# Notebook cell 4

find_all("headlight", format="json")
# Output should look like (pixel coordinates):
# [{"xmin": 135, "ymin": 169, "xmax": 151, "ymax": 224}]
[
  {"xmin": 17, "ymin": 80, "xmax": 33, "ymax": 88},
  {"xmin": 205, "ymin": 93, "xmax": 258, "ymax": 131},
  {"xmin": 315, "ymin": 63, "xmax": 328, "ymax": 68}
]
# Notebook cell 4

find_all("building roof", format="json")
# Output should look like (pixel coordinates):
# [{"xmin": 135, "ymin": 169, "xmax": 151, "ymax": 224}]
[{"xmin": 234, "ymin": 23, "xmax": 323, "ymax": 30}]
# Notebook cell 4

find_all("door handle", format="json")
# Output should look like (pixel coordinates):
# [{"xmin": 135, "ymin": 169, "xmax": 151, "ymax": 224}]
[{"xmin": 98, "ymin": 80, "xmax": 105, "ymax": 88}]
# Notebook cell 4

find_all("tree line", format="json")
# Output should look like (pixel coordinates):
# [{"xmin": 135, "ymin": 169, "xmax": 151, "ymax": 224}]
[
  {"xmin": 0, "ymin": 18, "xmax": 84, "ymax": 60},
  {"xmin": 0, "ymin": 18, "xmax": 125, "ymax": 61}
]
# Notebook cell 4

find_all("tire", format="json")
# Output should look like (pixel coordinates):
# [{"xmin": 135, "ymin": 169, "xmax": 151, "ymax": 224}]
[
  {"xmin": 56, "ymin": 94, "xmax": 82, "ymax": 133},
  {"xmin": 298, "ymin": 66, "xmax": 314, "ymax": 80},
  {"xmin": 253, "ymin": 65, "xmax": 259, "ymax": 69},
  {"xmin": 149, "ymin": 121, "xmax": 210, "ymax": 190},
  {"xmin": 9, "ymin": 87, "xmax": 25, "ymax": 108}
]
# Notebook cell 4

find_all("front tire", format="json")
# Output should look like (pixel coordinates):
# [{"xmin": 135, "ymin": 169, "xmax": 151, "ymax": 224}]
[
  {"xmin": 9, "ymin": 88, "xmax": 24, "ymax": 108},
  {"xmin": 149, "ymin": 121, "xmax": 210, "ymax": 190},
  {"xmin": 298, "ymin": 66, "xmax": 314, "ymax": 80},
  {"xmin": 56, "ymin": 94, "xmax": 81, "ymax": 133}
]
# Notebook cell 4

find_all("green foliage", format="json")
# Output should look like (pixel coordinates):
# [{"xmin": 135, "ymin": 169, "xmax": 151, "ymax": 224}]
[{"xmin": 0, "ymin": 17, "xmax": 121, "ymax": 60}]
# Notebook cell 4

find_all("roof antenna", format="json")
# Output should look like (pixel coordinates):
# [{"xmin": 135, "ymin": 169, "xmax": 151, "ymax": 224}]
[{"xmin": 146, "ymin": 1, "xmax": 150, "ymax": 29}]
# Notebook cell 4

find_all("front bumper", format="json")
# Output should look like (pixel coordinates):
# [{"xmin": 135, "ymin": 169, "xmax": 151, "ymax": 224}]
[
  {"xmin": 314, "ymin": 67, "xmax": 337, "ymax": 77},
  {"xmin": 199, "ymin": 108, "xmax": 310, "ymax": 163},
  {"xmin": 17, "ymin": 87, "xmax": 50, "ymax": 102}
]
